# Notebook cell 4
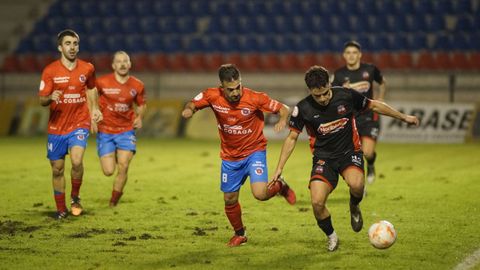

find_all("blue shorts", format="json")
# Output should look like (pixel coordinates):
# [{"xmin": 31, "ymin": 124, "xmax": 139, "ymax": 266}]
[
  {"xmin": 47, "ymin": 128, "xmax": 89, "ymax": 161},
  {"xmin": 97, "ymin": 130, "xmax": 137, "ymax": 157},
  {"xmin": 220, "ymin": 150, "xmax": 268, "ymax": 193}
]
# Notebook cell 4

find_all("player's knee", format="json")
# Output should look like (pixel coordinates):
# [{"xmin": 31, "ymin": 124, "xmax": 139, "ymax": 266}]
[
  {"xmin": 71, "ymin": 159, "xmax": 83, "ymax": 171},
  {"xmin": 253, "ymin": 192, "xmax": 268, "ymax": 201},
  {"xmin": 311, "ymin": 199, "xmax": 326, "ymax": 211},
  {"xmin": 52, "ymin": 166, "xmax": 64, "ymax": 178},
  {"xmin": 117, "ymin": 162, "xmax": 129, "ymax": 174},
  {"xmin": 349, "ymin": 180, "xmax": 364, "ymax": 194},
  {"xmin": 102, "ymin": 167, "xmax": 115, "ymax": 176}
]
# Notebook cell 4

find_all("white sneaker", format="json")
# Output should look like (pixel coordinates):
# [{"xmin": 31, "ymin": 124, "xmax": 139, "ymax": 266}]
[{"xmin": 327, "ymin": 232, "xmax": 339, "ymax": 252}]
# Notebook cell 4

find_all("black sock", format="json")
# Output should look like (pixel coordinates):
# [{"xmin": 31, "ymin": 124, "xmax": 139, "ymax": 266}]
[
  {"xmin": 317, "ymin": 216, "xmax": 334, "ymax": 236},
  {"xmin": 366, "ymin": 152, "xmax": 377, "ymax": 166},
  {"xmin": 235, "ymin": 228, "xmax": 245, "ymax": 236},
  {"xmin": 350, "ymin": 192, "xmax": 363, "ymax": 206}
]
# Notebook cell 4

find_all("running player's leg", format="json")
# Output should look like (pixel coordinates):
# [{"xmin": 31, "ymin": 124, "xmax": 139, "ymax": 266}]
[
  {"xmin": 221, "ymin": 159, "xmax": 247, "ymax": 246},
  {"xmin": 109, "ymin": 131, "xmax": 136, "ymax": 206},
  {"xmin": 47, "ymin": 134, "xmax": 69, "ymax": 219},
  {"xmin": 97, "ymin": 132, "xmax": 117, "ymax": 176},
  {"xmin": 310, "ymin": 158, "xmax": 339, "ymax": 251},
  {"xmin": 341, "ymin": 154, "xmax": 365, "ymax": 232},
  {"xmin": 248, "ymin": 151, "xmax": 296, "ymax": 204},
  {"xmin": 362, "ymin": 136, "xmax": 377, "ymax": 184},
  {"xmin": 110, "ymin": 149, "xmax": 134, "ymax": 206},
  {"xmin": 68, "ymin": 128, "xmax": 89, "ymax": 216}
]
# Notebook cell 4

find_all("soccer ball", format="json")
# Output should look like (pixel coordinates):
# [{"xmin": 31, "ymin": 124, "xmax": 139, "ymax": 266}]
[{"xmin": 368, "ymin": 220, "xmax": 397, "ymax": 249}]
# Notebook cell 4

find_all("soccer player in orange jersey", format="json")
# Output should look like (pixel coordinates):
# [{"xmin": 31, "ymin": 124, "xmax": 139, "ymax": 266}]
[
  {"xmin": 95, "ymin": 51, "xmax": 146, "ymax": 207},
  {"xmin": 38, "ymin": 29, "xmax": 102, "ymax": 219},
  {"xmin": 182, "ymin": 64, "xmax": 296, "ymax": 247}
]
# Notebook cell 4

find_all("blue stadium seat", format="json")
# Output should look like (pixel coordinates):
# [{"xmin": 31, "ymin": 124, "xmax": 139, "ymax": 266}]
[
  {"xmin": 97, "ymin": 1, "xmax": 117, "ymax": 17},
  {"xmin": 355, "ymin": 36, "xmax": 372, "ymax": 51},
  {"xmin": 249, "ymin": 1, "xmax": 268, "ymax": 16},
  {"xmin": 153, "ymin": 1, "xmax": 173, "ymax": 17},
  {"xmin": 205, "ymin": 16, "xmax": 222, "ymax": 34},
  {"xmin": 84, "ymin": 17, "xmax": 103, "ymax": 35},
  {"xmin": 370, "ymin": 35, "xmax": 391, "ymax": 51},
  {"xmin": 229, "ymin": 1, "xmax": 249, "ymax": 16},
  {"xmin": 390, "ymin": 35, "xmax": 409, "ymax": 51},
  {"xmin": 256, "ymin": 16, "xmax": 276, "ymax": 34},
  {"xmin": 350, "ymin": 16, "xmax": 370, "ymax": 33},
  {"xmin": 203, "ymin": 35, "xmax": 223, "ymax": 52},
  {"xmin": 32, "ymin": 20, "xmax": 49, "ymax": 35},
  {"xmin": 185, "ymin": 36, "xmax": 204, "ymax": 52},
  {"xmin": 415, "ymin": 1, "xmax": 433, "ymax": 14},
  {"xmin": 143, "ymin": 34, "xmax": 164, "ymax": 52},
  {"xmin": 32, "ymin": 34, "xmax": 53, "ymax": 53},
  {"xmin": 389, "ymin": 15, "xmax": 408, "ymax": 32},
  {"xmin": 46, "ymin": 1, "xmax": 62, "ymax": 17},
  {"xmin": 370, "ymin": 15, "xmax": 389, "ymax": 32},
  {"xmin": 116, "ymin": 1, "xmax": 135, "ymax": 16},
  {"xmin": 331, "ymin": 16, "xmax": 351, "ymax": 34},
  {"xmin": 357, "ymin": 0, "xmax": 377, "ymax": 15},
  {"xmin": 122, "ymin": 17, "xmax": 141, "ymax": 34},
  {"xmin": 60, "ymin": 2, "xmax": 81, "ymax": 17},
  {"xmin": 79, "ymin": 1, "xmax": 99, "ymax": 17},
  {"xmin": 432, "ymin": 34, "xmax": 453, "ymax": 50},
  {"xmin": 283, "ymin": 1, "xmax": 303, "ymax": 15},
  {"xmin": 15, "ymin": 38, "xmax": 33, "ymax": 54},
  {"xmin": 407, "ymin": 15, "xmax": 427, "ymax": 32},
  {"xmin": 409, "ymin": 33, "xmax": 428, "ymax": 50},
  {"xmin": 426, "ymin": 15, "xmax": 445, "ymax": 32},
  {"xmin": 269, "ymin": 0, "xmax": 286, "ymax": 15},
  {"xmin": 242, "ymin": 35, "xmax": 259, "ymax": 52},
  {"xmin": 450, "ymin": 33, "xmax": 471, "ymax": 50},
  {"xmin": 106, "ymin": 35, "xmax": 126, "ymax": 52},
  {"xmin": 238, "ymin": 17, "xmax": 257, "ymax": 34},
  {"xmin": 297, "ymin": 35, "xmax": 316, "ymax": 52},
  {"xmin": 134, "ymin": 0, "xmax": 154, "ymax": 16},
  {"xmin": 190, "ymin": 0, "xmax": 210, "ymax": 16},
  {"xmin": 102, "ymin": 17, "xmax": 121, "ymax": 34},
  {"xmin": 139, "ymin": 17, "xmax": 159, "ymax": 33},
  {"xmin": 220, "ymin": 17, "xmax": 240, "ymax": 34},
  {"xmin": 453, "ymin": 0, "xmax": 473, "ymax": 14},
  {"xmin": 432, "ymin": 0, "xmax": 453, "ymax": 15},
  {"xmin": 125, "ymin": 35, "xmax": 146, "ymax": 53},
  {"xmin": 160, "ymin": 17, "xmax": 180, "ymax": 34},
  {"xmin": 377, "ymin": 0, "xmax": 396, "ymax": 15},
  {"xmin": 455, "ymin": 16, "xmax": 474, "ymax": 32},
  {"xmin": 276, "ymin": 16, "xmax": 295, "ymax": 34},
  {"xmin": 87, "ymin": 35, "xmax": 108, "ymax": 53},
  {"xmin": 395, "ymin": 0, "xmax": 415, "ymax": 14},
  {"xmin": 172, "ymin": 0, "xmax": 192, "ymax": 16},
  {"xmin": 47, "ymin": 16, "xmax": 66, "ymax": 34},
  {"xmin": 65, "ymin": 17, "xmax": 85, "ymax": 36},
  {"xmin": 322, "ymin": 0, "xmax": 342, "ymax": 16},
  {"xmin": 223, "ymin": 36, "xmax": 241, "ymax": 52},
  {"xmin": 162, "ymin": 35, "xmax": 183, "ymax": 53},
  {"xmin": 177, "ymin": 17, "xmax": 197, "ymax": 34},
  {"xmin": 210, "ymin": 1, "xmax": 229, "ymax": 16}
]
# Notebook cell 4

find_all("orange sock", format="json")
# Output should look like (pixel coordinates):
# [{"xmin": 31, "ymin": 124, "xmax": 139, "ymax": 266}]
[{"xmin": 225, "ymin": 202, "xmax": 244, "ymax": 233}]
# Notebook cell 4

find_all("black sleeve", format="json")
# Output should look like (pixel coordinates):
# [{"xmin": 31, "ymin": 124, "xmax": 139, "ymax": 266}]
[
  {"xmin": 351, "ymin": 89, "xmax": 370, "ymax": 112},
  {"xmin": 373, "ymin": 65, "xmax": 384, "ymax": 84},
  {"xmin": 288, "ymin": 104, "xmax": 305, "ymax": 133}
]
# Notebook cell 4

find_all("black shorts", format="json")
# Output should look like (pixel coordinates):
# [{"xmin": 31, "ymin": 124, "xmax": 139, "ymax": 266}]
[
  {"xmin": 310, "ymin": 151, "xmax": 365, "ymax": 191},
  {"xmin": 356, "ymin": 111, "xmax": 380, "ymax": 141}
]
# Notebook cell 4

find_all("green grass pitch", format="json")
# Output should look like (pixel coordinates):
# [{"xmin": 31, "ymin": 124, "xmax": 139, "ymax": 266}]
[{"xmin": 0, "ymin": 137, "xmax": 479, "ymax": 270}]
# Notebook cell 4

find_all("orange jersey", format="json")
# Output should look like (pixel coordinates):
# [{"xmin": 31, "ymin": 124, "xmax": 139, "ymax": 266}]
[
  {"xmin": 38, "ymin": 59, "xmax": 96, "ymax": 135},
  {"xmin": 192, "ymin": 87, "xmax": 282, "ymax": 161},
  {"xmin": 96, "ymin": 74, "xmax": 146, "ymax": 134}
]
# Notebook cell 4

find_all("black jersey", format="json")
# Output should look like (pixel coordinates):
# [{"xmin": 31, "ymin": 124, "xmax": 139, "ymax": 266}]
[
  {"xmin": 289, "ymin": 86, "xmax": 370, "ymax": 159},
  {"xmin": 332, "ymin": 63, "xmax": 384, "ymax": 100}
]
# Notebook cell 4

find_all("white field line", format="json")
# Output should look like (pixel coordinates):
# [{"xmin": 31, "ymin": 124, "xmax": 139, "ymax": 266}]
[{"xmin": 454, "ymin": 248, "xmax": 480, "ymax": 270}]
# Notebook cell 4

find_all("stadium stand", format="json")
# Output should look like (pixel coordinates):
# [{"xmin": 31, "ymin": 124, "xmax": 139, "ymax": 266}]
[{"xmin": 1, "ymin": 0, "xmax": 479, "ymax": 72}]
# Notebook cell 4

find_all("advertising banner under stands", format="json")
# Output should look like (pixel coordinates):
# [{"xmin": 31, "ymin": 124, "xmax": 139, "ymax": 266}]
[{"xmin": 378, "ymin": 102, "xmax": 475, "ymax": 143}]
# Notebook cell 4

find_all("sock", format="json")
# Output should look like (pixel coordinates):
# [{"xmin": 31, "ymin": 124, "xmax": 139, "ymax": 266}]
[
  {"xmin": 266, "ymin": 180, "xmax": 283, "ymax": 198},
  {"xmin": 71, "ymin": 179, "xmax": 82, "ymax": 198},
  {"xmin": 366, "ymin": 152, "xmax": 377, "ymax": 166},
  {"xmin": 317, "ymin": 216, "xmax": 334, "ymax": 236},
  {"xmin": 225, "ymin": 202, "xmax": 244, "ymax": 236},
  {"xmin": 350, "ymin": 192, "xmax": 363, "ymax": 206},
  {"xmin": 54, "ymin": 191, "xmax": 67, "ymax": 212},
  {"xmin": 110, "ymin": 190, "xmax": 123, "ymax": 206}
]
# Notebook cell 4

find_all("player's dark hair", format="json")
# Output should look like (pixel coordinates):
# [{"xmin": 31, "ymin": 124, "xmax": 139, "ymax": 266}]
[
  {"xmin": 218, "ymin": 64, "xmax": 240, "ymax": 82},
  {"xmin": 305, "ymin": 66, "xmax": 330, "ymax": 89},
  {"xmin": 343, "ymin": 40, "xmax": 361, "ymax": 51},
  {"xmin": 57, "ymin": 29, "xmax": 80, "ymax": 45}
]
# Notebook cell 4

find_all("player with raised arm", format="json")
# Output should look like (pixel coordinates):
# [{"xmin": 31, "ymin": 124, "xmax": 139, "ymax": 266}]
[
  {"xmin": 38, "ymin": 29, "xmax": 102, "ymax": 219},
  {"xmin": 333, "ymin": 41, "xmax": 386, "ymax": 185},
  {"xmin": 96, "ymin": 51, "xmax": 146, "ymax": 207},
  {"xmin": 272, "ymin": 66, "xmax": 419, "ymax": 251},
  {"xmin": 181, "ymin": 64, "xmax": 296, "ymax": 247}
]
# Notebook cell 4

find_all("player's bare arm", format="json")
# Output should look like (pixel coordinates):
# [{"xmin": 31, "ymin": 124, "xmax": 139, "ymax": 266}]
[
  {"xmin": 375, "ymin": 79, "xmax": 387, "ymax": 101},
  {"xmin": 369, "ymin": 99, "xmax": 419, "ymax": 126},
  {"xmin": 181, "ymin": 101, "xmax": 197, "ymax": 119},
  {"xmin": 39, "ymin": 90, "xmax": 63, "ymax": 106},
  {"xmin": 133, "ymin": 104, "xmax": 147, "ymax": 129},
  {"xmin": 274, "ymin": 104, "xmax": 290, "ymax": 133},
  {"xmin": 272, "ymin": 130, "xmax": 300, "ymax": 181}
]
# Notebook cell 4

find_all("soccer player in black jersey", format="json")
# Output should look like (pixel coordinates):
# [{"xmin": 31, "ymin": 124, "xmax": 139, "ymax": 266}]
[
  {"xmin": 332, "ymin": 41, "xmax": 386, "ymax": 185},
  {"xmin": 272, "ymin": 66, "xmax": 419, "ymax": 251}
]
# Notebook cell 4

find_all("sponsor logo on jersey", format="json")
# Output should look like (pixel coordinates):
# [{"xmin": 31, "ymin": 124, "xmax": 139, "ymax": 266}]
[
  {"xmin": 349, "ymin": 81, "xmax": 371, "ymax": 93},
  {"xmin": 77, "ymin": 134, "xmax": 85, "ymax": 140},
  {"xmin": 79, "ymin": 74, "xmax": 86, "ymax": 83},
  {"xmin": 255, "ymin": 167, "xmax": 264, "ymax": 175},
  {"xmin": 103, "ymin": 88, "xmax": 121, "ymax": 95},
  {"xmin": 362, "ymin": 71, "xmax": 370, "ymax": 79},
  {"xmin": 268, "ymin": 99, "xmax": 279, "ymax": 111},
  {"xmin": 114, "ymin": 103, "xmax": 129, "ymax": 112},
  {"xmin": 220, "ymin": 124, "xmax": 253, "ymax": 135},
  {"xmin": 58, "ymin": 93, "xmax": 86, "ymax": 104},
  {"xmin": 337, "ymin": 105, "xmax": 347, "ymax": 114},
  {"xmin": 351, "ymin": 155, "xmax": 362, "ymax": 166},
  {"xmin": 212, "ymin": 104, "xmax": 230, "ymax": 114},
  {"xmin": 130, "ymin": 89, "xmax": 137, "ymax": 97},
  {"xmin": 315, "ymin": 165, "xmax": 324, "ymax": 174},
  {"xmin": 53, "ymin": 76, "xmax": 69, "ymax": 84},
  {"xmin": 318, "ymin": 118, "xmax": 349, "ymax": 135},
  {"xmin": 241, "ymin": 108, "xmax": 251, "ymax": 116},
  {"xmin": 316, "ymin": 159, "xmax": 326, "ymax": 165}
]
